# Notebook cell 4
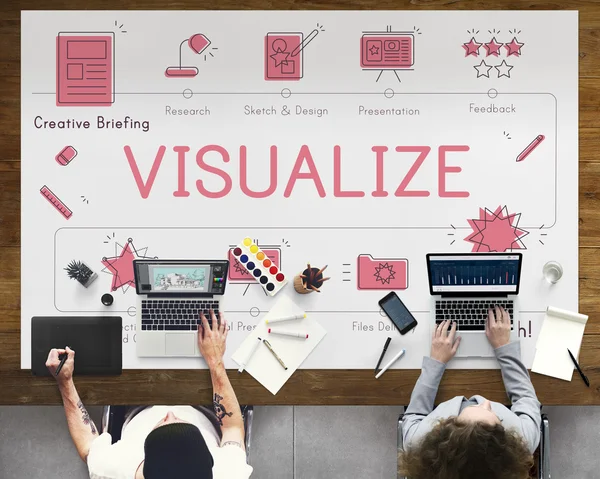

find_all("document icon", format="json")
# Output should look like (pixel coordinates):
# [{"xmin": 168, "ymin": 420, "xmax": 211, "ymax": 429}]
[
  {"xmin": 56, "ymin": 32, "xmax": 115, "ymax": 106},
  {"xmin": 357, "ymin": 254, "xmax": 408, "ymax": 290}
]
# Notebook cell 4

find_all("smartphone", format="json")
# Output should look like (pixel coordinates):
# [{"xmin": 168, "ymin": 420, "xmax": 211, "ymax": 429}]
[{"xmin": 378, "ymin": 292, "xmax": 418, "ymax": 334}]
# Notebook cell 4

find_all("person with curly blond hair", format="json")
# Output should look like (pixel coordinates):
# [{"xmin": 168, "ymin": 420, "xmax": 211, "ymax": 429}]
[{"xmin": 399, "ymin": 306, "xmax": 541, "ymax": 479}]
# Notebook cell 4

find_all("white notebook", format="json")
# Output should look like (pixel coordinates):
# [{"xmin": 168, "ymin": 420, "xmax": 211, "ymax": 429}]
[
  {"xmin": 532, "ymin": 306, "xmax": 588, "ymax": 381},
  {"xmin": 231, "ymin": 295, "xmax": 327, "ymax": 395}
]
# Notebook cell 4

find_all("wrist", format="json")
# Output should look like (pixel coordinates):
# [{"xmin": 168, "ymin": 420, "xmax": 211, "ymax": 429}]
[
  {"xmin": 58, "ymin": 378, "xmax": 76, "ymax": 397},
  {"xmin": 206, "ymin": 358, "xmax": 225, "ymax": 371}
]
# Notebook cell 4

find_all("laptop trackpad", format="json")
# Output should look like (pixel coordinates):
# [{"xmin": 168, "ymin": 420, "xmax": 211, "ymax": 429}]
[
  {"xmin": 165, "ymin": 334, "xmax": 195, "ymax": 356},
  {"xmin": 456, "ymin": 335, "xmax": 494, "ymax": 357}
]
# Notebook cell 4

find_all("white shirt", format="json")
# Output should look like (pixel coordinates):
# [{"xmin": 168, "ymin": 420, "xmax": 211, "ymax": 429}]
[{"xmin": 87, "ymin": 406, "xmax": 253, "ymax": 479}]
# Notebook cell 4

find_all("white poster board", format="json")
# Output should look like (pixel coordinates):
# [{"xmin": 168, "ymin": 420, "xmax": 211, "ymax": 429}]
[{"xmin": 21, "ymin": 11, "xmax": 578, "ymax": 370}]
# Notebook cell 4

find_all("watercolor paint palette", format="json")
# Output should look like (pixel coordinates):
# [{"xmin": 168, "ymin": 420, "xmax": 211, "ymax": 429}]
[{"xmin": 232, "ymin": 238, "xmax": 288, "ymax": 296}]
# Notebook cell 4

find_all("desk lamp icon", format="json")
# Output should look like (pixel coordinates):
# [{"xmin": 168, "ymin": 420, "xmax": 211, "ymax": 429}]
[{"xmin": 165, "ymin": 33, "xmax": 212, "ymax": 78}]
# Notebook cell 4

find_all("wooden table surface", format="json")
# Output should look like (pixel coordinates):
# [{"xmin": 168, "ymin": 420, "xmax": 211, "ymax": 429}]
[{"xmin": 1, "ymin": 0, "xmax": 599, "ymax": 405}]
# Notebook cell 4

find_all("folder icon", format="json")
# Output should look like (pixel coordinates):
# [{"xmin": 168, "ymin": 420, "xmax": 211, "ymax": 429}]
[{"xmin": 357, "ymin": 254, "xmax": 408, "ymax": 290}]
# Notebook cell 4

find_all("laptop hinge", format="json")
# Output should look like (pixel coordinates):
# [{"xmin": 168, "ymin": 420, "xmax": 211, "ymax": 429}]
[
  {"xmin": 144, "ymin": 293, "xmax": 215, "ymax": 299},
  {"xmin": 439, "ymin": 293, "xmax": 509, "ymax": 299}
]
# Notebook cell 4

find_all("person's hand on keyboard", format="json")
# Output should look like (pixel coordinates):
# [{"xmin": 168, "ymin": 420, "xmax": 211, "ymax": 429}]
[
  {"xmin": 430, "ymin": 320, "xmax": 461, "ymax": 364},
  {"xmin": 485, "ymin": 306, "xmax": 511, "ymax": 349},
  {"xmin": 198, "ymin": 310, "xmax": 228, "ymax": 368}
]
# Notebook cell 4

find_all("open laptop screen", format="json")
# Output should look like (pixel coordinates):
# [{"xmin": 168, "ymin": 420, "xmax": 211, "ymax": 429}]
[
  {"xmin": 427, "ymin": 253, "xmax": 522, "ymax": 295},
  {"xmin": 133, "ymin": 260, "xmax": 228, "ymax": 296}
]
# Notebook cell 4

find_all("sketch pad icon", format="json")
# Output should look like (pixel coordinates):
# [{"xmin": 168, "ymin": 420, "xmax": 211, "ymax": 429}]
[{"xmin": 56, "ymin": 32, "xmax": 115, "ymax": 106}]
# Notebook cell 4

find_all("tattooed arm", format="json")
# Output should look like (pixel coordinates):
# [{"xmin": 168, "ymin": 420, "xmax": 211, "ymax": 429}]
[
  {"xmin": 198, "ymin": 312, "xmax": 246, "ymax": 450},
  {"xmin": 46, "ymin": 347, "xmax": 98, "ymax": 462}
]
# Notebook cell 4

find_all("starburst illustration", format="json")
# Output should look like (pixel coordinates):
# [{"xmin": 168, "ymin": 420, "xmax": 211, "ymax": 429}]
[
  {"xmin": 464, "ymin": 205, "xmax": 529, "ymax": 252},
  {"xmin": 373, "ymin": 262, "xmax": 397, "ymax": 285},
  {"xmin": 101, "ymin": 238, "xmax": 153, "ymax": 293}
]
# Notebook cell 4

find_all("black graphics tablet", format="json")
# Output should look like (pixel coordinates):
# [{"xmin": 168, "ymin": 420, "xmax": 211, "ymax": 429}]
[{"xmin": 31, "ymin": 316, "xmax": 122, "ymax": 376}]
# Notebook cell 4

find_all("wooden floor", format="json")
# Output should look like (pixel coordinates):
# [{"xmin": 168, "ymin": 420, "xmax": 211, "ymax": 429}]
[{"xmin": 1, "ymin": 0, "xmax": 599, "ymax": 405}]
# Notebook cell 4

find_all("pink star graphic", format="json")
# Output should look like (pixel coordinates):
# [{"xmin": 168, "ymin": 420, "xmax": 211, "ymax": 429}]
[
  {"xmin": 464, "ymin": 206, "xmax": 529, "ymax": 252},
  {"xmin": 483, "ymin": 37, "xmax": 503, "ymax": 57},
  {"xmin": 504, "ymin": 37, "xmax": 524, "ymax": 57},
  {"xmin": 462, "ymin": 37, "xmax": 482, "ymax": 57},
  {"xmin": 101, "ymin": 239, "xmax": 152, "ymax": 292},
  {"xmin": 270, "ymin": 50, "xmax": 290, "ymax": 67},
  {"xmin": 369, "ymin": 45, "xmax": 380, "ymax": 55}
]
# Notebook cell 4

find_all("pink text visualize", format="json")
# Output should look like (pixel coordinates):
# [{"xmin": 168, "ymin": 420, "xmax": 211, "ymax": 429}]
[{"xmin": 124, "ymin": 145, "xmax": 471, "ymax": 199}]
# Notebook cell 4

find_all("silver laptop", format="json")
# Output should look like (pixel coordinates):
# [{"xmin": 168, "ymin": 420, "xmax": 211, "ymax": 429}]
[
  {"xmin": 427, "ymin": 253, "xmax": 522, "ymax": 358},
  {"xmin": 133, "ymin": 259, "xmax": 228, "ymax": 357}
]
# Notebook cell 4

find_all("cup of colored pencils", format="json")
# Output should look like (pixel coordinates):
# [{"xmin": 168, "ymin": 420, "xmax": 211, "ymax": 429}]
[{"xmin": 294, "ymin": 263, "xmax": 330, "ymax": 294}]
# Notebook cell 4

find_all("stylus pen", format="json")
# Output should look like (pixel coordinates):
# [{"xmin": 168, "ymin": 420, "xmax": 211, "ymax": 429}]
[
  {"xmin": 375, "ymin": 349, "xmax": 406, "ymax": 379},
  {"xmin": 238, "ymin": 337, "xmax": 262, "ymax": 374},
  {"xmin": 375, "ymin": 337, "xmax": 392, "ymax": 372},
  {"xmin": 290, "ymin": 29, "xmax": 320, "ymax": 57},
  {"xmin": 263, "ymin": 339, "xmax": 288, "ymax": 370},
  {"xmin": 55, "ymin": 349, "xmax": 68, "ymax": 377},
  {"xmin": 567, "ymin": 348, "xmax": 590, "ymax": 387}
]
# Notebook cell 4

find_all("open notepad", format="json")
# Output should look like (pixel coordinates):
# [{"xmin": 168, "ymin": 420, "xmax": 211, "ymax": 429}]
[
  {"xmin": 231, "ymin": 295, "xmax": 327, "ymax": 395},
  {"xmin": 532, "ymin": 306, "xmax": 588, "ymax": 381}
]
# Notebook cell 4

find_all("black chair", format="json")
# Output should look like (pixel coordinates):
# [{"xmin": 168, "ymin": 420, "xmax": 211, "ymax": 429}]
[
  {"xmin": 397, "ymin": 409, "xmax": 550, "ymax": 479},
  {"xmin": 101, "ymin": 405, "xmax": 254, "ymax": 463}
]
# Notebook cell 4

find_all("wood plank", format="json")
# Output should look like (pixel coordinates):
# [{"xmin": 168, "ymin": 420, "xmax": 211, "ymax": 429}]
[{"xmin": 1, "ymin": 330, "xmax": 599, "ymax": 405}]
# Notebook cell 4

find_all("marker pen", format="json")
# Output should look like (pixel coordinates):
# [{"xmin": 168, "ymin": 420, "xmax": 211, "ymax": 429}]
[
  {"xmin": 237, "ymin": 337, "xmax": 262, "ymax": 373},
  {"xmin": 265, "ymin": 313, "xmax": 306, "ymax": 324},
  {"xmin": 268, "ymin": 328, "xmax": 309, "ymax": 339}
]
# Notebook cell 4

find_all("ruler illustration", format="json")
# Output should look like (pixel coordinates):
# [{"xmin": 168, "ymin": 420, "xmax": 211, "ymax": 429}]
[{"xmin": 40, "ymin": 185, "xmax": 72, "ymax": 219}]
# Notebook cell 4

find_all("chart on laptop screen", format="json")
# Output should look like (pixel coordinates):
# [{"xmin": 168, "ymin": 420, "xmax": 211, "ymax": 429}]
[{"xmin": 20, "ymin": 11, "xmax": 578, "ymax": 370}]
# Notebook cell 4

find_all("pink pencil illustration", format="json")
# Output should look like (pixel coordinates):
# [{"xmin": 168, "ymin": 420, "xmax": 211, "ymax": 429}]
[{"xmin": 516, "ymin": 135, "xmax": 545, "ymax": 162}]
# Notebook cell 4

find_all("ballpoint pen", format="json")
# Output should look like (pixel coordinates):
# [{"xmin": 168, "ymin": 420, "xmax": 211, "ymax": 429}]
[
  {"xmin": 263, "ymin": 339, "xmax": 288, "ymax": 370},
  {"xmin": 375, "ymin": 337, "xmax": 392, "ymax": 372},
  {"xmin": 567, "ymin": 348, "xmax": 590, "ymax": 387}
]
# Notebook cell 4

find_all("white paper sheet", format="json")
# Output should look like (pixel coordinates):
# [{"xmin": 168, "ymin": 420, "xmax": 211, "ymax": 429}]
[
  {"xmin": 531, "ymin": 306, "xmax": 588, "ymax": 381},
  {"xmin": 231, "ymin": 295, "xmax": 326, "ymax": 394}
]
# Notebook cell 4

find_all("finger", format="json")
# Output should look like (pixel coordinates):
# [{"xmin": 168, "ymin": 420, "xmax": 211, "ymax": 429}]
[
  {"xmin": 46, "ymin": 349, "xmax": 58, "ymax": 366},
  {"xmin": 210, "ymin": 309, "xmax": 218, "ymax": 331},
  {"xmin": 443, "ymin": 319, "xmax": 452, "ymax": 336},
  {"xmin": 451, "ymin": 336, "xmax": 462, "ymax": 354},
  {"xmin": 436, "ymin": 320, "xmax": 446, "ymax": 337},
  {"xmin": 219, "ymin": 312, "xmax": 226, "ymax": 334},
  {"xmin": 502, "ymin": 308, "xmax": 510, "ymax": 324},
  {"xmin": 200, "ymin": 313, "xmax": 210, "ymax": 334},
  {"xmin": 485, "ymin": 312, "xmax": 491, "ymax": 335},
  {"xmin": 66, "ymin": 346, "xmax": 75, "ymax": 360},
  {"xmin": 223, "ymin": 317, "xmax": 229, "ymax": 339},
  {"xmin": 449, "ymin": 320, "xmax": 457, "ymax": 343},
  {"xmin": 494, "ymin": 305, "xmax": 501, "ymax": 322}
]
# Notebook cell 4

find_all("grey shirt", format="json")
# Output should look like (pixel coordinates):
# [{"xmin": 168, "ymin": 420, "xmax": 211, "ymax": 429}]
[{"xmin": 403, "ymin": 341, "xmax": 541, "ymax": 453}]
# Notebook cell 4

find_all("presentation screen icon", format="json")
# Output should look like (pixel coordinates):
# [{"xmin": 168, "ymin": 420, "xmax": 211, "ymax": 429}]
[
  {"xmin": 360, "ymin": 33, "xmax": 414, "ymax": 69},
  {"xmin": 56, "ymin": 31, "xmax": 115, "ymax": 107}
]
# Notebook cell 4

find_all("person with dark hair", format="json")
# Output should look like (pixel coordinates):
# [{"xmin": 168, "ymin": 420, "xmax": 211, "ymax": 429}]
[
  {"xmin": 46, "ymin": 311, "xmax": 252, "ymax": 478},
  {"xmin": 399, "ymin": 306, "xmax": 541, "ymax": 479}
]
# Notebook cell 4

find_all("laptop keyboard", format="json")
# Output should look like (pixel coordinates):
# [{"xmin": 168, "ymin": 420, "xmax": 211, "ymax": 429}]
[
  {"xmin": 140, "ymin": 299, "xmax": 220, "ymax": 331},
  {"xmin": 435, "ymin": 300, "xmax": 514, "ymax": 331}
]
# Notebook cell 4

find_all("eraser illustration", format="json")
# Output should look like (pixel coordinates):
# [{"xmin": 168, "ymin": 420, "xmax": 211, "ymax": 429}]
[{"xmin": 55, "ymin": 146, "xmax": 78, "ymax": 166}]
